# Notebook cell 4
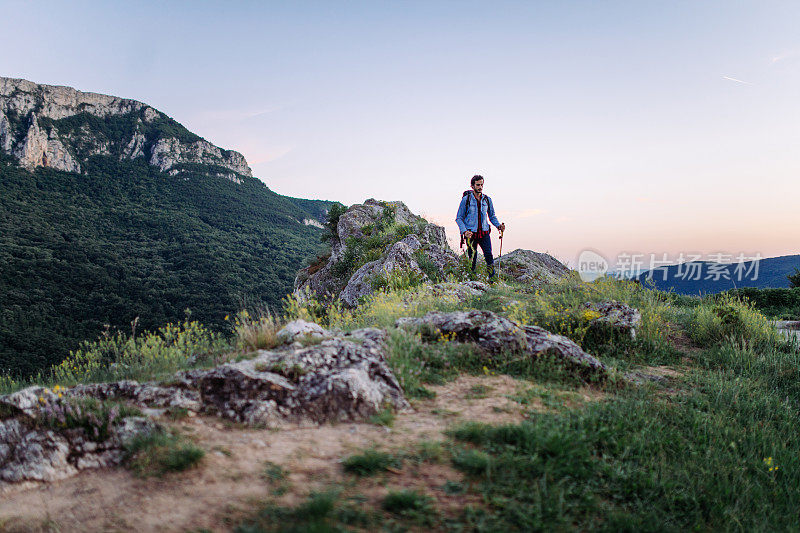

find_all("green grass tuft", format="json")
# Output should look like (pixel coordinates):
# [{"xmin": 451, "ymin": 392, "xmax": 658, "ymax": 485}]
[
  {"xmin": 342, "ymin": 449, "xmax": 400, "ymax": 476},
  {"xmin": 124, "ymin": 429, "xmax": 204, "ymax": 477}
]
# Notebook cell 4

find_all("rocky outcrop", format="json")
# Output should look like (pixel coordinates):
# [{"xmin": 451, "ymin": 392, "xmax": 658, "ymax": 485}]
[
  {"xmin": 148, "ymin": 136, "xmax": 251, "ymax": 175},
  {"xmin": 397, "ymin": 310, "xmax": 611, "ymax": 381},
  {"xmin": 295, "ymin": 199, "xmax": 458, "ymax": 306},
  {"xmin": 187, "ymin": 327, "xmax": 407, "ymax": 425},
  {"xmin": 0, "ymin": 386, "xmax": 157, "ymax": 488},
  {"xmin": 2, "ymin": 323, "xmax": 407, "ymax": 429},
  {"xmin": 584, "ymin": 300, "xmax": 642, "ymax": 339},
  {"xmin": 0, "ymin": 109, "xmax": 12, "ymax": 152},
  {"xmin": 0, "ymin": 322, "xmax": 407, "ymax": 487},
  {"xmin": 0, "ymin": 76, "xmax": 251, "ymax": 178},
  {"xmin": 12, "ymin": 113, "xmax": 80, "ymax": 172},
  {"xmin": 497, "ymin": 249, "xmax": 572, "ymax": 285},
  {"xmin": 340, "ymin": 235, "xmax": 428, "ymax": 307}
]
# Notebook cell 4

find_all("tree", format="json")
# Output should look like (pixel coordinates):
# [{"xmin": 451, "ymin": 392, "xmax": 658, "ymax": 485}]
[{"xmin": 789, "ymin": 268, "xmax": 800, "ymax": 288}]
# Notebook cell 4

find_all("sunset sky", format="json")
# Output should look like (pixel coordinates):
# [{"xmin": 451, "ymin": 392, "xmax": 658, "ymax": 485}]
[{"xmin": 2, "ymin": 0, "xmax": 798, "ymax": 268}]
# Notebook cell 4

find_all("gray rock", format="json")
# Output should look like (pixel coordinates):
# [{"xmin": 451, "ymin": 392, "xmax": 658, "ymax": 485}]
[
  {"xmin": 190, "ymin": 327, "xmax": 407, "ymax": 425},
  {"xmin": 340, "ymin": 235, "xmax": 426, "ymax": 307},
  {"xmin": 296, "ymin": 199, "xmax": 458, "ymax": 306},
  {"xmin": 584, "ymin": 300, "xmax": 642, "ymax": 339},
  {"xmin": 397, "ymin": 310, "xmax": 610, "ymax": 381},
  {"xmin": 276, "ymin": 320, "xmax": 327, "ymax": 345},
  {"xmin": 0, "ymin": 419, "xmax": 75, "ymax": 484},
  {"xmin": 70, "ymin": 380, "xmax": 202, "ymax": 412},
  {"xmin": 0, "ymin": 109, "xmax": 12, "ymax": 152},
  {"xmin": 497, "ymin": 249, "xmax": 572, "ymax": 285},
  {"xmin": 432, "ymin": 281, "xmax": 490, "ymax": 301},
  {"xmin": 0, "ymin": 413, "xmax": 155, "ymax": 488}
]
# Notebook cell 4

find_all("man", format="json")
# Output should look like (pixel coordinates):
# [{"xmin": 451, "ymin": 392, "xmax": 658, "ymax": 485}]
[{"xmin": 455, "ymin": 175, "xmax": 506, "ymax": 279}]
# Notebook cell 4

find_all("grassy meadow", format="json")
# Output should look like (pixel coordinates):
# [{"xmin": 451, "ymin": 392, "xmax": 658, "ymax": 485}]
[{"xmin": 3, "ymin": 262, "xmax": 799, "ymax": 531}]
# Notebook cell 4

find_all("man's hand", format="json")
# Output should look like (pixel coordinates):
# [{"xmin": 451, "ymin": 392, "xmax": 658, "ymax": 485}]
[
  {"xmin": 463, "ymin": 230, "xmax": 473, "ymax": 239},
  {"xmin": 499, "ymin": 223, "xmax": 506, "ymax": 232}
]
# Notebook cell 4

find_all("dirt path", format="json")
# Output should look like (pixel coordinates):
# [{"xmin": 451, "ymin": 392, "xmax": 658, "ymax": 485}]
[{"xmin": 0, "ymin": 375, "xmax": 583, "ymax": 532}]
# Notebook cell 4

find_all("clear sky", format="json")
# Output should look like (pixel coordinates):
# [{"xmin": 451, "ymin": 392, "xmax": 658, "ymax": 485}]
[{"xmin": 2, "ymin": 0, "xmax": 798, "ymax": 267}]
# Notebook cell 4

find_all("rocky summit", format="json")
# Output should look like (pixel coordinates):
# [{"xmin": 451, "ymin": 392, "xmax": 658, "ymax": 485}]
[
  {"xmin": 0, "ymin": 77, "xmax": 251, "ymax": 178},
  {"xmin": 293, "ymin": 198, "xmax": 572, "ymax": 307},
  {"xmin": 294, "ymin": 198, "xmax": 460, "ymax": 306}
]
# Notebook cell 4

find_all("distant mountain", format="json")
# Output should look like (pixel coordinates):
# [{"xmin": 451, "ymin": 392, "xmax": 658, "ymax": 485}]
[
  {"xmin": 0, "ymin": 77, "xmax": 331, "ymax": 376},
  {"xmin": 636, "ymin": 255, "xmax": 800, "ymax": 295}
]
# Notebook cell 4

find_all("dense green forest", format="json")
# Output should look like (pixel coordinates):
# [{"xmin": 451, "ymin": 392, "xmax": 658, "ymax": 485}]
[{"xmin": 0, "ymin": 153, "xmax": 329, "ymax": 376}]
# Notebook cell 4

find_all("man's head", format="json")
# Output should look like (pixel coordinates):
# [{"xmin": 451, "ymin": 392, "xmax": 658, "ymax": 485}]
[{"xmin": 471, "ymin": 174, "xmax": 484, "ymax": 195}]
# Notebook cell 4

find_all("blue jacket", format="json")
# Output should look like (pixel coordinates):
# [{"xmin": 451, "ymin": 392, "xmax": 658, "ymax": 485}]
[{"xmin": 456, "ymin": 193, "xmax": 501, "ymax": 234}]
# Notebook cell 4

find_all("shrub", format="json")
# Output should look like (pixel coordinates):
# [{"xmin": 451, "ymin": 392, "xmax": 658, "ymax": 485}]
[
  {"xmin": 413, "ymin": 249, "xmax": 442, "ymax": 282},
  {"xmin": 282, "ymin": 287, "xmax": 353, "ymax": 328},
  {"xmin": 232, "ymin": 309, "xmax": 281, "ymax": 351},
  {"xmin": 689, "ymin": 293, "xmax": 777, "ymax": 347},
  {"xmin": 788, "ymin": 268, "xmax": 800, "ymax": 288},
  {"xmin": 46, "ymin": 318, "xmax": 229, "ymax": 388},
  {"xmin": 728, "ymin": 287, "xmax": 800, "ymax": 319},
  {"xmin": 321, "ymin": 202, "xmax": 347, "ymax": 244},
  {"xmin": 343, "ymin": 284, "xmax": 461, "ymax": 331}
]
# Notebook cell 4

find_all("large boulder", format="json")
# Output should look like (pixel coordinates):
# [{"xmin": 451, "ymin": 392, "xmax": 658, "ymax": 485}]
[
  {"xmin": 497, "ymin": 249, "xmax": 572, "ymax": 285},
  {"xmin": 396, "ymin": 310, "xmax": 610, "ymax": 381},
  {"xmin": 185, "ymin": 325, "xmax": 408, "ymax": 426},
  {"xmin": 295, "ymin": 199, "xmax": 458, "ymax": 306},
  {"xmin": 339, "ymin": 235, "xmax": 427, "ymax": 307},
  {"xmin": 584, "ymin": 300, "xmax": 642, "ymax": 339}
]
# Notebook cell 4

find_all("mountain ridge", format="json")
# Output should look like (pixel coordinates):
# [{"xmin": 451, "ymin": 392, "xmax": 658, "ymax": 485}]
[
  {"xmin": 636, "ymin": 254, "xmax": 800, "ymax": 294},
  {"xmin": 0, "ymin": 77, "xmax": 331, "ymax": 377},
  {"xmin": 0, "ymin": 76, "xmax": 251, "ymax": 177}
]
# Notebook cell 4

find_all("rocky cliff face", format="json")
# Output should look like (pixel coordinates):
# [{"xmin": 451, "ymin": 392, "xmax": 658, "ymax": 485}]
[{"xmin": 0, "ymin": 77, "xmax": 252, "ymax": 178}]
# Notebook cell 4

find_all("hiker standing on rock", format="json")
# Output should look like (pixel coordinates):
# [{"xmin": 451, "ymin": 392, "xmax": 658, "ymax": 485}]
[{"xmin": 456, "ymin": 175, "xmax": 505, "ymax": 279}]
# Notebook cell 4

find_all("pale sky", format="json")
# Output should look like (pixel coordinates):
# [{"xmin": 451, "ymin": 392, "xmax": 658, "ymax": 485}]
[{"xmin": 2, "ymin": 0, "xmax": 799, "ymax": 267}]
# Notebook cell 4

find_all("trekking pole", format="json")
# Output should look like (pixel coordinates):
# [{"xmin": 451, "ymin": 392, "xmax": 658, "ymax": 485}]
[{"xmin": 497, "ymin": 228, "xmax": 504, "ymax": 279}]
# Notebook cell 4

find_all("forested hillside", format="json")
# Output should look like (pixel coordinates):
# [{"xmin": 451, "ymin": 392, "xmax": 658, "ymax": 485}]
[{"xmin": 0, "ymin": 152, "xmax": 329, "ymax": 376}]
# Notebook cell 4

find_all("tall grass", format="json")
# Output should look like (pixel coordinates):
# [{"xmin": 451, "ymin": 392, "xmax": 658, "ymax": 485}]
[
  {"xmin": 231, "ymin": 309, "xmax": 281, "ymax": 351},
  {"xmin": 689, "ymin": 292, "xmax": 778, "ymax": 348},
  {"xmin": 1, "ymin": 319, "xmax": 230, "ymax": 394}
]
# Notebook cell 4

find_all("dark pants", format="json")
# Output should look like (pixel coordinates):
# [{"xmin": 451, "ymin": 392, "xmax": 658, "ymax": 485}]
[{"xmin": 466, "ymin": 233, "xmax": 495, "ymax": 278}]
